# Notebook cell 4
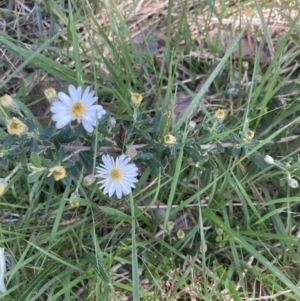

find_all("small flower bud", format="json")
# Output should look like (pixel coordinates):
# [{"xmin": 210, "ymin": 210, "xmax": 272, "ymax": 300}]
[
  {"xmin": 228, "ymin": 87, "xmax": 239, "ymax": 96},
  {"xmin": 215, "ymin": 109, "xmax": 226, "ymax": 120},
  {"xmin": 48, "ymin": 166, "xmax": 66, "ymax": 181},
  {"xmin": 216, "ymin": 228, "xmax": 223, "ymax": 235},
  {"xmin": 0, "ymin": 178, "xmax": 8, "ymax": 196},
  {"xmin": 244, "ymin": 130, "xmax": 255, "ymax": 140},
  {"xmin": 256, "ymin": 75, "xmax": 262, "ymax": 83},
  {"xmin": 199, "ymin": 243, "xmax": 207, "ymax": 253},
  {"xmin": 0, "ymin": 94, "xmax": 20, "ymax": 113},
  {"xmin": 69, "ymin": 191, "xmax": 80, "ymax": 207},
  {"xmin": 6, "ymin": 117, "xmax": 27, "ymax": 136},
  {"xmin": 44, "ymin": 87, "xmax": 58, "ymax": 103},
  {"xmin": 167, "ymin": 221, "xmax": 174, "ymax": 231},
  {"xmin": 130, "ymin": 92, "xmax": 143, "ymax": 108},
  {"xmin": 188, "ymin": 120, "xmax": 196, "ymax": 131},
  {"xmin": 126, "ymin": 147, "xmax": 137, "ymax": 158},
  {"xmin": 176, "ymin": 230, "xmax": 185, "ymax": 239},
  {"xmin": 264, "ymin": 155, "xmax": 274, "ymax": 165},
  {"xmin": 242, "ymin": 61, "xmax": 249, "ymax": 70},
  {"xmin": 164, "ymin": 134, "xmax": 176, "ymax": 145},
  {"xmin": 108, "ymin": 117, "xmax": 116, "ymax": 128},
  {"xmin": 83, "ymin": 174, "xmax": 96, "ymax": 186},
  {"xmin": 288, "ymin": 178, "xmax": 299, "ymax": 189}
]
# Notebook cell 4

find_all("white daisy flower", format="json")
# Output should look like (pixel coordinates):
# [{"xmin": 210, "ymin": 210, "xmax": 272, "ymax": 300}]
[
  {"xmin": 96, "ymin": 154, "xmax": 138, "ymax": 199},
  {"xmin": 50, "ymin": 85, "xmax": 106, "ymax": 133}
]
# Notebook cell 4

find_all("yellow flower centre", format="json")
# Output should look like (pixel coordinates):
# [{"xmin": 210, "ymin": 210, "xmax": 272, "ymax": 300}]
[
  {"xmin": 109, "ymin": 167, "xmax": 123, "ymax": 181},
  {"xmin": 70, "ymin": 101, "xmax": 86, "ymax": 117}
]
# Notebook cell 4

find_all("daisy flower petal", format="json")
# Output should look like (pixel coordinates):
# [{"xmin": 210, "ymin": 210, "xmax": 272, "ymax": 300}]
[
  {"xmin": 82, "ymin": 119, "xmax": 94, "ymax": 133},
  {"xmin": 68, "ymin": 85, "xmax": 78, "ymax": 101},
  {"xmin": 56, "ymin": 115, "xmax": 73, "ymax": 129},
  {"xmin": 57, "ymin": 92, "xmax": 72, "ymax": 106},
  {"xmin": 96, "ymin": 154, "xmax": 138, "ymax": 199}
]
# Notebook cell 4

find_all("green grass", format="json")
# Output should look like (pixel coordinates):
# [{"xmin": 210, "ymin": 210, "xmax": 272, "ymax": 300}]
[{"xmin": 1, "ymin": 0, "xmax": 300, "ymax": 300}]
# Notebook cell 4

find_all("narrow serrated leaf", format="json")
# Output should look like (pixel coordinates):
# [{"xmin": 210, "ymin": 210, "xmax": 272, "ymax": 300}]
[
  {"xmin": 99, "ymin": 206, "xmax": 131, "ymax": 220},
  {"xmin": 84, "ymin": 253, "xmax": 111, "ymax": 286},
  {"xmin": 13, "ymin": 263, "xmax": 57, "ymax": 301}
]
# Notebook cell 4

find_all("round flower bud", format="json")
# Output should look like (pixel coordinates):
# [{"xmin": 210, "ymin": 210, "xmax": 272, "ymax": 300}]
[
  {"xmin": 0, "ymin": 94, "xmax": 20, "ymax": 113},
  {"xmin": 48, "ymin": 166, "xmax": 66, "ymax": 181},
  {"xmin": 83, "ymin": 174, "xmax": 96, "ymax": 186},
  {"xmin": 126, "ymin": 147, "xmax": 137, "ymax": 159},
  {"xmin": 188, "ymin": 120, "xmax": 196, "ymax": 131},
  {"xmin": 6, "ymin": 117, "xmax": 27, "ymax": 136},
  {"xmin": 199, "ymin": 243, "xmax": 207, "ymax": 253},
  {"xmin": 108, "ymin": 117, "xmax": 116, "ymax": 128},
  {"xmin": 176, "ymin": 230, "xmax": 185, "ymax": 239},
  {"xmin": 130, "ymin": 92, "xmax": 143, "ymax": 108},
  {"xmin": 216, "ymin": 228, "xmax": 223, "ymax": 235},
  {"xmin": 69, "ymin": 191, "xmax": 80, "ymax": 207},
  {"xmin": 167, "ymin": 221, "xmax": 174, "ymax": 231},
  {"xmin": 244, "ymin": 130, "xmax": 255, "ymax": 140},
  {"xmin": 264, "ymin": 155, "xmax": 274, "ymax": 165},
  {"xmin": 215, "ymin": 109, "xmax": 226, "ymax": 120},
  {"xmin": 288, "ymin": 178, "xmax": 299, "ymax": 189},
  {"xmin": 242, "ymin": 61, "xmax": 249, "ymax": 70},
  {"xmin": 164, "ymin": 134, "xmax": 176, "ymax": 145},
  {"xmin": 44, "ymin": 87, "xmax": 58, "ymax": 103}
]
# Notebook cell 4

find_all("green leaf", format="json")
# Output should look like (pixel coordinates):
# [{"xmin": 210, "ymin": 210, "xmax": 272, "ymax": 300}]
[
  {"xmin": 216, "ymin": 142, "xmax": 224, "ymax": 153},
  {"xmin": 249, "ymin": 151, "xmax": 269, "ymax": 169},
  {"xmin": 138, "ymin": 152, "xmax": 154, "ymax": 160},
  {"xmin": 184, "ymin": 138, "xmax": 195, "ymax": 146},
  {"xmin": 139, "ymin": 130, "xmax": 151, "ymax": 141},
  {"xmin": 13, "ymin": 263, "xmax": 57, "ymax": 301},
  {"xmin": 30, "ymin": 152, "xmax": 41, "ymax": 167},
  {"xmin": 84, "ymin": 253, "xmax": 112, "ymax": 286},
  {"xmin": 39, "ymin": 126, "xmax": 55, "ymax": 141},
  {"xmin": 29, "ymin": 140, "xmax": 39, "ymax": 153},
  {"xmin": 43, "ymin": 158, "xmax": 54, "ymax": 168},
  {"xmin": 184, "ymin": 146, "xmax": 201, "ymax": 161},
  {"xmin": 80, "ymin": 151, "xmax": 94, "ymax": 174},
  {"xmin": 151, "ymin": 109, "xmax": 162, "ymax": 134},
  {"xmin": 0, "ymin": 156, "xmax": 8, "ymax": 169},
  {"xmin": 28, "ymin": 170, "xmax": 46, "ymax": 183},
  {"xmin": 200, "ymin": 162, "xmax": 212, "ymax": 186},
  {"xmin": 99, "ymin": 206, "xmax": 131, "ymax": 220},
  {"xmin": 120, "ymin": 115, "xmax": 134, "ymax": 121},
  {"xmin": 56, "ymin": 146, "xmax": 66, "ymax": 163},
  {"xmin": 146, "ymin": 157, "xmax": 163, "ymax": 176}
]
